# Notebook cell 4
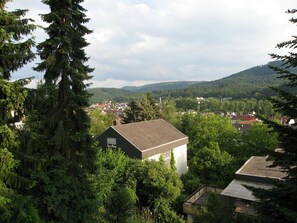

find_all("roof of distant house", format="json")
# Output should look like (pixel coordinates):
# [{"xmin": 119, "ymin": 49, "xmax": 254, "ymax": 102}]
[
  {"xmin": 111, "ymin": 119, "xmax": 188, "ymax": 152},
  {"xmin": 221, "ymin": 156, "xmax": 287, "ymax": 202},
  {"xmin": 238, "ymin": 116, "xmax": 256, "ymax": 121},
  {"xmin": 238, "ymin": 120, "xmax": 257, "ymax": 125},
  {"xmin": 237, "ymin": 156, "xmax": 286, "ymax": 179}
]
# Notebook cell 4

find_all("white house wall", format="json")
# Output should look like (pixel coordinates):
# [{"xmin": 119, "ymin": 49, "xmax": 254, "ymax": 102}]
[
  {"xmin": 173, "ymin": 144, "xmax": 188, "ymax": 176},
  {"xmin": 147, "ymin": 153, "xmax": 162, "ymax": 162},
  {"xmin": 146, "ymin": 144, "xmax": 188, "ymax": 176}
]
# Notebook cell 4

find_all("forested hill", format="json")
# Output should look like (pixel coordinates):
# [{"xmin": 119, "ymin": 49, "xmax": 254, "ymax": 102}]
[
  {"xmin": 122, "ymin": 81, "xmax": 200, "ymax": 92},
  {"xmin": 88, "ymin": 81, "xmax": 199, "ymax": 103},
  {"xmin": 88, "ymin": 88, "xmax": 133, "ymax": 104},
  {"xmin": 88, "ymin": 61, "xmax": 297, "ymax": 103},
  {"xmin": 154, "ymin": 61, "xmax": 296, "ymax": 99}
]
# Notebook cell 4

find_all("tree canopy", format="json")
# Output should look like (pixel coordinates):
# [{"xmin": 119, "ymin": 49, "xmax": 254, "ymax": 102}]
[
  {"xmin": 122, "ymin": 93, "xmax": 161, "ymax": 123},
  {"xmin": 92, "ymin": 148, "xmax": 184, "ymax": 222}
]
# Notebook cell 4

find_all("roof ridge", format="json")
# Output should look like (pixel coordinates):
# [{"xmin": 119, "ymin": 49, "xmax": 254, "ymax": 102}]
[{"xmin": 114, "ymin": 119, "xmax": 165, "ymax": 128}]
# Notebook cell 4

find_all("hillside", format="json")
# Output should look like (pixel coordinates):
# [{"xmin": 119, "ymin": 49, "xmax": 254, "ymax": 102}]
[
  {"xmin": 154, "ymin": 61, "xmax": 294, "ymax": 99},
  {"xmin": 88, "ymin": 81, "xmax": 200, "ymax": 103},
  {"xmin": 88, "ymin": 88, "xmax": 132, "ymax": 104},
  {"xmin": 88, "ymin": 61, "xmax": 296, "ymax": 103},
  {"xmin": 122, "ymin": 81, "xmax": 200, "ymax": 92}
]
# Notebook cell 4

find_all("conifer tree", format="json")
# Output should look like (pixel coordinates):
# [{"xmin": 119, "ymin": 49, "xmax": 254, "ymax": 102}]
[
  {"xmin": 31, "ymin": 0, "xmax": 97, "ymax": 221},
  {"xmin": 0, "ymin": 0, "xmax": 37, "ymax": 221},
  {"xmin": 139, "ymin": 93, "xmax": 160, "ymax": 121},
  {"xmin": 122, "ymin": 100, "xmax": 141, "ymax": 123},
  {"xmin": 252, "ymin": 9, "xmax": 297, "ymax": 223},
  {"xmin": 122, "ymin": 94, "xmax": 161, "ymax": 123}
]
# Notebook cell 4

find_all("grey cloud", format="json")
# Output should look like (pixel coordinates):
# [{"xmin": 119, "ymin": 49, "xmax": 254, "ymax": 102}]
[{"xmin": 9, "ymin": 0, "xmax": 297, "ymax": 88}]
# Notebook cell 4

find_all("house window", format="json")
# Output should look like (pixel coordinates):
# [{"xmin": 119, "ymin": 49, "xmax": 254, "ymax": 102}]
[{"xmin": 107, "ymin": 137, "xmax": 117, "ymax": 148}]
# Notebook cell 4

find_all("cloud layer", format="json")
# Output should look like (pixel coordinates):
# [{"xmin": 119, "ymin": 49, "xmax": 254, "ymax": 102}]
[{"xmin": 8, "ymin": 0, "xmax": 297, "ymax": 88}]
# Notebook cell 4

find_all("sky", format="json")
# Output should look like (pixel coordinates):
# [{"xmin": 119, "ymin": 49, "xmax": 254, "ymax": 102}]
[{"xmin": 8, "ymin": 0, "xmax": 297, "ymax": 88}]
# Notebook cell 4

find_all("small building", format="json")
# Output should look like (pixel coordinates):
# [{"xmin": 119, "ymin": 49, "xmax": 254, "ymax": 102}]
[
  {"xmin": 183, "ymin": 156, "xmax": 286, "ymax": 221},
  {"xmin": 183, "ymin": 186, "xmax": 223, "ymax": 222},
  {"xmin": 221, "ymin": 156, "xmax": 286, "ymax": 215},
  {"xmin": 98, "ymin": 119, "xmax": 188, "ymax": 176}
]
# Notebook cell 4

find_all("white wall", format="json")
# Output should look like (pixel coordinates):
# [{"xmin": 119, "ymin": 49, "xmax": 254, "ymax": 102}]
[
  {"xmin": 173, "ymin": 144, "xmax": 188, "ymax": 176},
  {"xmin": 146, "ymin": 144, "xmax": 188, "ymax": 176},
  {"xmin": 147, "ymin": 153, "xmax": 162, "ymax": 161}
]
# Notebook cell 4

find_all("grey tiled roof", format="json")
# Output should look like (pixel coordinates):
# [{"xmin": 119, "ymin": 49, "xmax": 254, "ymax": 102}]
[
  {"xmin": 237, "ymin": 156, "xmax": 287, "ymax": 179},
  {"xmin": 112, "ymin": 119, "xmax": 188, "ymax": 151},
  {"xmin": 221, "ymin": 156, "xmax": 287, "ymax": 203},
  {"xmin": 221, "ymin": 179, "xmax": 272, "ymax": 201}
]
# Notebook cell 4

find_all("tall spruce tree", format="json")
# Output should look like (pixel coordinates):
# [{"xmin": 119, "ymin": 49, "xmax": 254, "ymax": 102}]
[
  {"xmin": 0, "ymin": 0, "xmax": 38, "ymax": 221},
  {"xmin": 32, "ymin": 0, "xmax": 97, "ymax": 221},
  {"xmin": 251, "ymin": 9, "xmax": 297, "ymax": 223}
]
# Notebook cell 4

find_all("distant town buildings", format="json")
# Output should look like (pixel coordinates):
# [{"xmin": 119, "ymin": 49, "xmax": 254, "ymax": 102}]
[{"xmin": 89, "ymin": 101, "xmax": 128, "ymax": 116}]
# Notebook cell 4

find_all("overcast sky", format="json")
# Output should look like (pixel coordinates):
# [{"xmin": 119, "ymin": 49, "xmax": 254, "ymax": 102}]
[{"xmin": 8, "ymin": 0, "xmax": 297, "ymax": 88}]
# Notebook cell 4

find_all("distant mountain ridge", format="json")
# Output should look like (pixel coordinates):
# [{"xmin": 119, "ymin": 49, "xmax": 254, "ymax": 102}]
[
  {"xmin": 155, "ymin": 61, "xmax": 295, "ymax": 99},
  {"xmin": 88, "ymin": 61, "xmax": 296, "ymax": 103},
  {"xmin": 121, "ymin": 81, "xmax": 200, "ymax": 92}
]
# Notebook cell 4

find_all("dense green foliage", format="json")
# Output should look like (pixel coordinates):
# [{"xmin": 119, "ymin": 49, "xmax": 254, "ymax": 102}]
[
  {"xmin": 193, "ymin": 193, "xmax": 235, "ymax": 223},
  {"xmin": 175, "ymin": 98, "xmax": 198, "ymax": 111},
  {"xmin": 122, "ymin": 95, "xmax": 179, "ymax": 126},
  {"xmin": 138, "ymin": 93, "xmax": 161, "ymax": 121},
  {"xmin": 92, "ymin": 148, "xmax": 185, "ymax": 223},
  {"xmin": 241, "ymin": 122, "xmax": 278, "ymax": 157},
  {"xmin": 89, "ymin": 109, "xmax": 114, "ymax": 136},
  {"xmin": 180, "ymin": 114, "xmax": 239, "ymax": 191},
  {"xmin": 199, "ymin": 98, "xmax": 275, "ymax": 117},
  {"xmin": 175, "ymin": 97, "xmax": 276, "ymax": 117},
  {"xmin": 0, "ymin": 0, "xmax": 38, "ymax": 221},
  {"xmin": 250, "ymin": 9, "xmax": 297, "ymax": 223},
  {"xmin": 122, "ymin": 93, "xmax": 160, "ymax": 123},
  {"xmin": 179, "ymin": 113, "xmax": 278, "ymax": 194},
  {"xmin": 159, "ymin": 101, "xmax": 179, "ymax": 126},
  {"xmin": 192, "ymin": 193, "xmax": 258, "ymax": 223}
]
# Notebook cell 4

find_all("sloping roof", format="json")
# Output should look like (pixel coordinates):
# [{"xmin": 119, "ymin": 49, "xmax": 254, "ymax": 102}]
[
  {"xmin": 236, "ymin": 156, "xmax": 286, "ymax": 180},
  {"xmin": 238, "ymin": 120, "xmax": 257, "ymax": 125},
  {"xmin": 238, "ymin": 116, "xmax": 256, "ymax": 121},
  {"xmin": 111, "ymin": 119, "xmax": 188, "ymax": 152},
  {"xmin": 221, "ymin": 156, "xmax": 287, "ymax": 202},
  {"xmin": 221, "ymin": 179, "xmax": 272, "ymax": 201}
]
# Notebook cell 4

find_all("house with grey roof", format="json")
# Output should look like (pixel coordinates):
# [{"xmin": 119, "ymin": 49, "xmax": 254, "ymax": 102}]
[
  {"xmin": 98, "ymin": 119, "xmax": 188, "ymax": 176},
  {"xmin": 183, "ymin": 156, "xmax": 286, "ymax": 221},
  {"xmin": 221, "ymin": 156, "xmax": 286, "ymax": 215}
]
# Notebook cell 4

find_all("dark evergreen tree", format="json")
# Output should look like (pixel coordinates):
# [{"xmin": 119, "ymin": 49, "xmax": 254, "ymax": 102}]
[
  {"xmin": 251, "ymin": 9, "xmax": 297, "ymax": 223},
  {"xmin": 122, "ymin": 94, "xmax": 161, "ymax": 123},
  {"xmin": 0, "ymin": 0, "xmax": 35, "ymax": 79},
  {"xmin": 30, "ymin": 0, "xmax": 97, "ymax": 221},
  {"xmin": 0, "ymin": 0, "xmax": 38, "ymax": 221},
  {"xmin": 122, "ymin": 100, "xmax": 141, "ymax": 123},
  {"xmin": 139, "ymin": 93, "xmax": 160, "ymax": 121}
]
